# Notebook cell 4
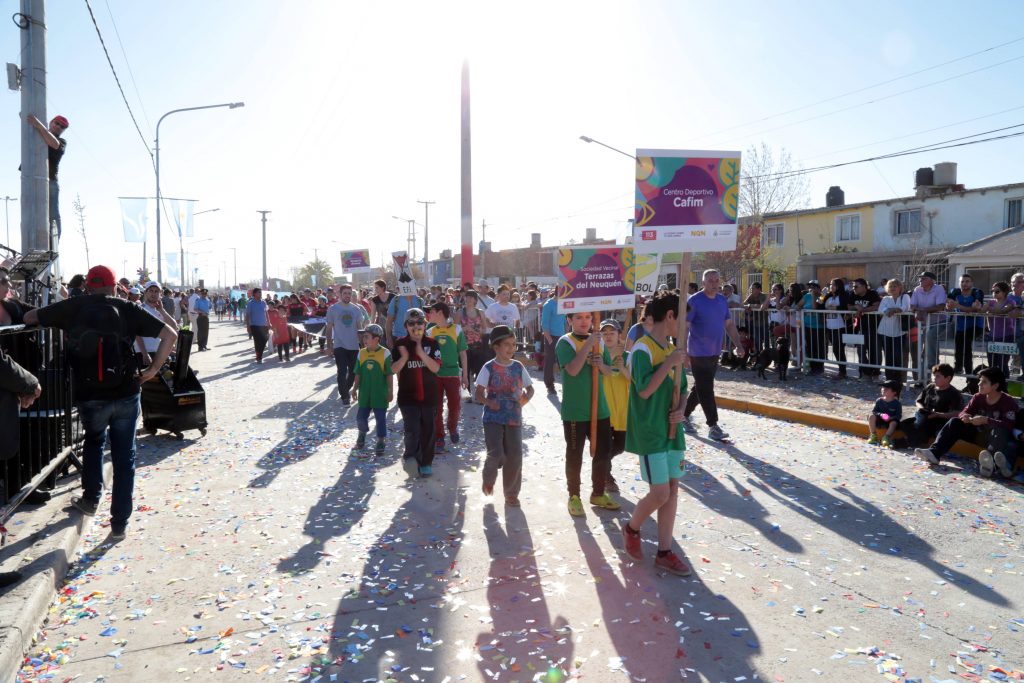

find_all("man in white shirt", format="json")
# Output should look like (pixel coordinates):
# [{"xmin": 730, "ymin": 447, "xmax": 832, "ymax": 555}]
[
  {"xmin": 187, "ymin": 288, "xmax": 200, "ymax": 333},
  {"xmin": 484, "ymin": 284, "xmax": 521, "ymax": 329},
  {"xmin": 477, "ymin": 282, "xmax": 496, "ymax": 309},
  {"xmin": 135, "ymin": 281, "xmax": 179, "ymax": 368}
]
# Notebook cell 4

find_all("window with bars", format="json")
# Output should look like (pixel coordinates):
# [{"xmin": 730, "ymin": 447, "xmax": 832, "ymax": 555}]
[
  {"xmin": 1008, "ymin": 198, "xmax": 1023, "ymax": 228},
  {"xmin": 836, "ymin": 214, "xmax": 860, "ymax": 242},
  {"xmin": 895, "ymin": 209, "xmax": 922, "ymax": 236},
  {"xmin": 762, "ymin": 223, "xmax": 784, "ymax": 247}
]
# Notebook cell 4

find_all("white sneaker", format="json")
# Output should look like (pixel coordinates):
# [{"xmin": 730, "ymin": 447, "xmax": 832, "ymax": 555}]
[
  {"xmin": 978, "ymin": 450, "xmax": 995, "ymax": 478},
  {"xmin": 993, "ymin": 451, "xmax": 1014, "ymax": 478},
  {"xmin": 915, "ymin": 448, "xmax": 939, "ymax": 466}
]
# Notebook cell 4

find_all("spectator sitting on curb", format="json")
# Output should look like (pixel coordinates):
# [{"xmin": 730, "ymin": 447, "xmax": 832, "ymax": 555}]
[
  {"xmin": 915, "ymin": 366, "xmax": 1017, "ymax": 477},
  {"xmin": 896, "ymin": 363, "xmax": 964, "ymax": 449},
  {"xmin": 867, "ymin": 379, "xmax": 902, "ymax": 448}
]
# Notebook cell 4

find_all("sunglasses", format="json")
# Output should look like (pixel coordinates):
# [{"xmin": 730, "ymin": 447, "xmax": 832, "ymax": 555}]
[{"xmin": 406, "ymin": 321, "xmax": 425, "ymax": 327}]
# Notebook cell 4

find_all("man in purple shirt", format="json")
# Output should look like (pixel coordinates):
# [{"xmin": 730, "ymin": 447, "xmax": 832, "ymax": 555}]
[
  {"xmin": 682, "ymin": 269, "xmax": 747, "ymax": 441},
  {"xmin": 910, "ymin": 270, "xmax": 947, "ymax": 381}
]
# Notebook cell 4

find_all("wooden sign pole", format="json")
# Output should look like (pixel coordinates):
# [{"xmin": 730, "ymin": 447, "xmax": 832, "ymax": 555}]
[
  {"xmin": 589, "ymin": 341, "xmax": 600, "ymax": 457},
  {"xmin": 668, "ymin": 252, "xmax": 691, "ymax": 438}
]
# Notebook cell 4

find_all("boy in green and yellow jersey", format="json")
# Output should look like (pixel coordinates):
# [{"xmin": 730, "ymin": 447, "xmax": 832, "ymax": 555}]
[
  {"xmin": 350, "ymin": 324, "xmax": 393, "ymax": 455},
  {"xmin": 620, "ymin": 294, "xmax": 692, "ymax": 577},
  {"xmin": 600, "ymin": 318, "xmax": 629, "ymax": 494},
  {"xmin": 556, "ymin": 311, "xmax": 619, "ymax": 517},
  {"xmin": 426, "ymin": 302, "xmax": 469, "ymax": 452}
]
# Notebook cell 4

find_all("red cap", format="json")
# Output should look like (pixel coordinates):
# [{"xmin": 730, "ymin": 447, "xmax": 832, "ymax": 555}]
[
  {"xmin": 85, "ymin": 265, "xmax": 116, "ymax": 289},
  {"xmin": 51, "ymin": 115, "xmax": 69, "ymax": 129}
]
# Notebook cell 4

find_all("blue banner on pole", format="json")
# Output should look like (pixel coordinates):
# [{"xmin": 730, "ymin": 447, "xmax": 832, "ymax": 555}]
[
  {"xmin": 119, "ymin": 198, "xmax": 148, "ymax": 243},
  {"xmin": 170, "ymin": 199, "xmax": 194, "ymax": 238},
  {"xmin": 164, "ymin": 251, "xmax": 180, "ymax": 281}
]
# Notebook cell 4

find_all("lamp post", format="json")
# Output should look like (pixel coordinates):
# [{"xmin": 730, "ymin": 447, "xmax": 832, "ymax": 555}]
[
  {"xmin": 155, "ymin": 102, "xmax": 244, "ymax": 281},
  {"xmin": 258, "ymin": 210, "xmax": 271, "ymax": 289},
  {"xmin": 392, "ymin": 215, "xmax": 417, "ymax": 262},
  {"xmin": 185, "ymin": 238, "xmax": 213, "ymax": 286},
  {"xmin": 229, "ymin": 247, "xmax": 237, "ymax": 288},
  {"xmin": 578, "ymin": 135, "xmax": 636, "ymax": 160}
]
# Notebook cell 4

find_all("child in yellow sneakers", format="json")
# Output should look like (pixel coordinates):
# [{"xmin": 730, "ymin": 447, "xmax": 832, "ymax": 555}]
[
  {"xmin": 868, "ymin": 379, "xmax": 902, "ymax": 448},
  {"xmin": 600, "ymin": 319, "xmax": 629, "ymax": 494}
]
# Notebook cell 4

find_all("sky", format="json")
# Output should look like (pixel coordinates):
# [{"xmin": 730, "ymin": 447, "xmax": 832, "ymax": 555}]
[{"xmin": 2, "ymin": 0, "xmax": 1023, "ymax": 287}]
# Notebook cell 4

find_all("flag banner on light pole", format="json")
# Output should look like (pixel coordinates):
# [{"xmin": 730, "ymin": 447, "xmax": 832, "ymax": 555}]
[
  {"xmin": 119, "ymin": 197, "xmax": 149, "ymax": 243},
  {"xmin": 164, "ymin": 251, "xmax": 181, "ymax": 281},
  {"xmin": 556, "ymin": 245, "xmax": 636, "ymax": 314},
  {"xmin": 170, "ymin": 199, "xmax": 195, "ymax": 238},
  {"xmin": 392, "ymin": 250, "xmax": 415, "ymax": 294},
  {"xmin": 633, "ymin": 149, "xmax": 741, "ymax": 253}
]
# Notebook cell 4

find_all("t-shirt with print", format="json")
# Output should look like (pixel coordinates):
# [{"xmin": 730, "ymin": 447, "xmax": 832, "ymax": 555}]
[
  {"xmin": 393, "ymin": 336, "xmax": 442, "ymax": 406},
  {"xmin": 371, "ymin": 293, "xmax": 393, "ymax": 325},
  {"xmin": 626, "ymin": 333, "xmax": 686, "ymax": 455},
  {"xmin": 355, "ymin": 346, "xmax": 392, "ymax": 409},
  {"xmin": 326, "ymin": 302, "xmax": 367, "ymax": 350},
  {"xmin": 476, "ymin": 358, "xmax": 532, "ymax": 426},
  {"xmin": 485, "ymin": 302, "xmax": 521, "ymax": 327},
  {"xmin": 686, "ymin": 291, "xmax": 730, "ymax": 357},
  {"xmin": 426, "ymin": 322, "xmax": 468, "ymax": 377},
  {"xmin": 850, "ymin": 289, "xmax": 881, "ymax": 333},
  {"xmin": 555, "ymin": 333, "xmax": 611, "ymax": 422}
]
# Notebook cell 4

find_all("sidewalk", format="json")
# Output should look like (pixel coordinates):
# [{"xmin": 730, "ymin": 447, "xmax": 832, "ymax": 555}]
[{"xmin": 6, "ymin": 319, "xmax": 1024, "ymax": 682}]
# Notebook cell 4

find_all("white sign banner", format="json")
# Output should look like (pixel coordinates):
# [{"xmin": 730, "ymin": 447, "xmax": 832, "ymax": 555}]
[
  {"xmin": 633, "ymin": 251, "xmax": 661, "ymax": 296},
  {"xmin": 392, "ymin": 250, "xmax": 416, "ymax": 295},
  {"xmin": 119, "ymin": 197, "xmax": 148, "ymax": 243}
]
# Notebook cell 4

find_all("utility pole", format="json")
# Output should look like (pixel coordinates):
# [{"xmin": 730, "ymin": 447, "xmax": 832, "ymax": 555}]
[
  {"xmin": 19, "ymin": 0, "xmax": 49, "ymax": 255},
  {"xmin": 406, "ymin": 219, "xmax": 416, "ymax": 262},
  {"xmin": 229, "ymin": 247, "xmax": 237, "ymax": 288},
  {"xmin": 258, "ymin": 210, "xmax": 270, "ymax": 289},
  {"xmin": 480, "ymin": 219, "xmax": 487, "ymax": 279},
  {"xmin": 2, "ymin": 196, "xmax": 17, "ymax": 247},
  {"xmin": 417, "ymin": 199, "xmax": 435, "ymax": 282},
  {"xmin": 459, "ymin": 60, "xmax": 473, "ymax": 285}
]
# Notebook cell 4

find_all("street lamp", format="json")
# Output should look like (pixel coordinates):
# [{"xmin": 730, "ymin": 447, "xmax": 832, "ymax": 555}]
[
  {"xmin": 392, "ymin": 215, "xmax": 417, "ymax": 261},
  {"xmin": 184, "ymin": 238, "xmax": 213, "ymax": 287},
  {"xmin": 155, "ymin": 102, "xmax": 244, "ymax": 281},
  {"xmin": 579, "ymin": 135, "xmax": 636, "ymax": 161},
  {"xmin": 228, "ymin": 247, "xmax": 238, "ymax": 288},
  {"xmin": 180, "ymin": 208, "xmax": 219, "ymax": 288}
]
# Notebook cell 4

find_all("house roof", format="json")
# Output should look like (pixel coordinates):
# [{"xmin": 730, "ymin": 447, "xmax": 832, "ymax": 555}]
[
  {"xmin": 739, "ymin": 180, "xmax": 1024, "ymax": 223},
  {"xmin": 947, "ymin": 225, "xmax": 1024, "ymax": 259}
]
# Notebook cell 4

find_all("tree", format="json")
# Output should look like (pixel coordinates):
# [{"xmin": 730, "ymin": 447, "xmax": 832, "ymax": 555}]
[
  {"xmin": 293, "ymin": 259, "xmax": 334, "ymax": 290},
  {"xmin": 73, "ymin": 193, "xmax": 90, "ymax": 269},
  {"xmin": 738, "ymin": 143, "xmax": 811, "ymax": 222}
]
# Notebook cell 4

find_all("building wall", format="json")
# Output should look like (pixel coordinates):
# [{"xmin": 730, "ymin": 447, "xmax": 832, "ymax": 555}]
[
  {"xmin": 761, "ymin": 204, "xmax": 875, "ymax": 269},
  {"xmin": 870, "ymin": 187, "xmax": 1024, "ymax": 253}
]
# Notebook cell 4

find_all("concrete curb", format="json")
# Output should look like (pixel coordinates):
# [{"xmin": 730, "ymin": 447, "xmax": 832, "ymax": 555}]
[
  {"xmin": 717, "ymin": 394, "xmax": 983, "ymax": 459},
  {"xmin": 0, "ymin": 488, "xmax": 87, "ymax": 681}
]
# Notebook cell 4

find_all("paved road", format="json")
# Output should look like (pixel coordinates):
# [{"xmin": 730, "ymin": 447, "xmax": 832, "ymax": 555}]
[{"xmin": 15, "ymin": 320, "xmax": 1024, "ymax": 682}]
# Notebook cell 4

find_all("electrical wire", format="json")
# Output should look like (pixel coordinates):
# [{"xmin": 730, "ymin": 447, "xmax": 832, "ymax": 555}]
[
  {"xmin": 102, "ymin": 0, "xmax": 153, "ymax": 136},
  {"xmin": 82, "ymin": 0, "xmax": 152, "ymax": 166},
  {"xmin": 698, "ymin": 35, "xmax": 1024, "ymax": 141}
]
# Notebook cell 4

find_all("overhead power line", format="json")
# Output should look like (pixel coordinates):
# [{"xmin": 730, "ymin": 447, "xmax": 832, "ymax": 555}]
[
  {"xmin": 699, "ymin": 35, "xmax": 1024, "ymax": 141},
  {"xmin": 103, "ymin": 0, "xmax": 153, "ymax": 136},
  {"xmin": 83, "ymin": 0, "xmax": 153, "ymax": 166}
]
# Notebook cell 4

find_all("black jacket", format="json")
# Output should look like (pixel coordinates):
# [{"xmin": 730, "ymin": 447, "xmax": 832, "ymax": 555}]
[{"xmin": 0, "ymin": 348, "xmax": 39, "ymax": 460}]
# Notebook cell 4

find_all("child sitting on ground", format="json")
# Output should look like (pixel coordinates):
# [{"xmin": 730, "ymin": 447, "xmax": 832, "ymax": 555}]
[
  {"xmin": 897, "ymin": 363, "xmax": 963, "ymax": 448},
  {"xmin": 915, "ymin": 366, "xmax": 1018, "ymax": 476},
  {"xmin": 868, "ymin": 379, "xmax": 903, "ymax": 448}
]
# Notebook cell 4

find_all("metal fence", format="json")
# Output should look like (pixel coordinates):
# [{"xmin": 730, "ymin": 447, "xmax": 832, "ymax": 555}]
[
  {"xmin": 0, "ymin": 325, "xmax": 82, "ymax": 539},
  {"xmin": 724, "ymin": 305, "xmax": 1024, "ymax": 387}
]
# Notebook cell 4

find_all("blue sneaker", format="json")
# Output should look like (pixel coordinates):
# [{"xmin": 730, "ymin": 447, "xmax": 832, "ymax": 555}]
[{"xmin": 419, "ymin": 465, "xmax": 433, "ymax": 477}]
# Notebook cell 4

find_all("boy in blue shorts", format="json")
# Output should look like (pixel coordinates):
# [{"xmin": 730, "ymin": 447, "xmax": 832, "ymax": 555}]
[{"xmin": 620, "ymin": 294, "xmax": 692, "ymax": 576}]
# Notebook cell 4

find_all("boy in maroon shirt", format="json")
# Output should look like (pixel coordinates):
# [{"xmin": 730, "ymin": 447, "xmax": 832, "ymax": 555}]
[{"xmin": 916, "ymin": 366, "xmax": 1018, "ymax": 476}]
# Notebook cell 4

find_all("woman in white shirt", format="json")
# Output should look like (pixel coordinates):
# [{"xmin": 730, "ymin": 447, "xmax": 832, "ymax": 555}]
[
  {"xmin": 823, "ymin": 278, "xmax": 851, "ymax": 378},
  {"xmin": 877, "ymin": 278, "xmax": 911, "ymax": 383}
]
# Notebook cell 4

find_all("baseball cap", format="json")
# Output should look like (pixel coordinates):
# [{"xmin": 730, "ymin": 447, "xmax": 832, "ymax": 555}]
[
  {"xmin": 880, "ymin": 379, "xmax": 902, "ymax": 392},
  {"xmin": 918, "ymin": 270, "xmax": 937, "ymax": 280},
  {"xmin": 51, "ymin": 115, "xmax": 69, "ymax": 129},
  {"xmin": 128, "ymin": 287, "xmax": 141, "ymax": 295},
  {"xmin": 600, "ymin": 319, "xmax": 622, "ymax": 332},
  {"xmin": 489, "ymin": 325, "xmax": 515, "ymax": 346},
  {"xmin": 361, "ymin": 323, "xmax": 384, "ymax": 338},
  {"xmin": 85, "ymin": 265, "xmax": 117, "ymax": 289},
  {"xmin": 144, "ymin": 280, "xmax": 161, "ymax": 291},
  {"xmin": 404, "ymin": 308, "xmax": 426, "ymax": 324},
  {"xmin": 806, "ymin": 279, "xmax": 821, "ymax": 287}
]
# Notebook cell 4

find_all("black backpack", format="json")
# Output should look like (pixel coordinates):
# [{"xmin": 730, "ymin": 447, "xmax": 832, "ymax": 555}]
[{"xmin": 67, "ymin": 299, "xmax": 136, "ymax": 388}]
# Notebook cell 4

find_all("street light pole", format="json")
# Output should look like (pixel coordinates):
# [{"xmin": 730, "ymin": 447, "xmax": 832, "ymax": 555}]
[
  {"xmin": 229, "ymin": 247, "xmax": 237, "ymax": 287},
  {"xmin": 416, "ymin": 199, "xmax": 435, "ymax": 279},
  {"xmin": 578, "ymin": 135, "xmax": 636, "ymax": 160},
  {"xmin": 154, "ymin": 101, "xmax": 244, "ymax": 281},
  {"xmin": 258, "ymin": 210, "xmax": 271, "ymax": 289},
  {"xmin": 180, "ymin": 207, "xmax": 219, "ymax": 288}
]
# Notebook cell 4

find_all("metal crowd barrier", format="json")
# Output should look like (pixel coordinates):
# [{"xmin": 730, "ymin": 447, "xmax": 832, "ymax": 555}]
[
  {"xmin": 928, "ymin": 310, "xmax": 1021, "ymax": 386},
  {"xmin": 0, "ymin": 324, "xmax": 82, "ymax": 541}
]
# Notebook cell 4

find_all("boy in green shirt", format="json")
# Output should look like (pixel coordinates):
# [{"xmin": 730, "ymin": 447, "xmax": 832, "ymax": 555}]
[
  {"xmin": 621, "ymin": 294, "xmax": 692, "ymax": 576},
  {"xmin": 556, "ymin": 311, "xmax": 619, "ymax": 517},
  {"xmin": 426, "ymin": 302, "xmax": 469, "ymax": 452},
  {"xmin": 350, "ymin": 324, "xmax": 393, "ymax": 455}
]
